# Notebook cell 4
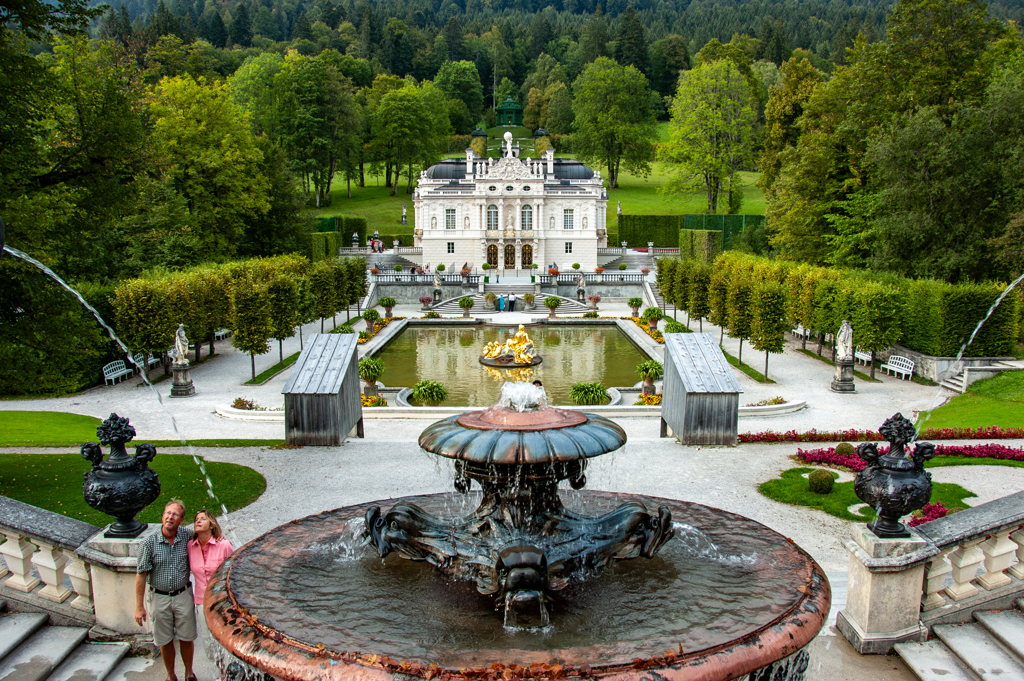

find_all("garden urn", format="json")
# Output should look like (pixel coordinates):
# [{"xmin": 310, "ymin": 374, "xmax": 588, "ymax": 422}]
[
  {"xmin": 82, "ymin": 413, "xmax": 161, "ymax": 538},
  {"xmin": 853, "ymin": 413, "xmax": 934, "ymax": 538}
]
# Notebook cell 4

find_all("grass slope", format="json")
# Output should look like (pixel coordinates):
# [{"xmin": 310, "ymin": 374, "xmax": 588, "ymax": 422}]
[
  {"xmin": 0, "ymin": 453, "xmax": 266, "ymax": 525},
  {"xmin": 759, "ymin": 467, "xmax": 976, "ymax": 522},
  {"xmin": 922, "ymin": 371, "xmax": 1024, "ymax": 429}
]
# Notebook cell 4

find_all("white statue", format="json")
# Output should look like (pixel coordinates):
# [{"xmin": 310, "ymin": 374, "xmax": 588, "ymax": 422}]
[
  {"xmin": 170, "ymin": 323, "xmax": 189, "ymax": 365},
  {"xmin": 617, "ymin": 201, "xmax": 622, "ymax": 215},
  {"xmin": 837, "ymin": 320, "xmax": 853, "ymax": 361},
  {"xmin": 433, "ymin": 271, "xmax": 442, "ymax": 290},
  {"xmin": 577, "ymin": 274, "xmax": 586, "ymax": 291},
  {"xmin": 503, "ymin": 131, "xmax": 514, "ymax": 158}
]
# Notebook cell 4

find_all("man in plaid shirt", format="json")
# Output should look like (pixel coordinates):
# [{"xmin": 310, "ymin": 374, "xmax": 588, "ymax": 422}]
[{"xmin": 136, "ymin": 499, "xmax": 198, "ymax": 681}]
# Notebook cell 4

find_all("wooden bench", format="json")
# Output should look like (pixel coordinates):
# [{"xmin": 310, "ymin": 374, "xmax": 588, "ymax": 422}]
[
  {"xmin": 854, "ymin": 347, "xmax": 872, "ymax": 365},
  {"xmin": 103, "ymin": 360, "xmax": 133, "ymax": 385},
  {"xmin": 881, "ymin": 355, "xmax": 915, "ymax": 380}
]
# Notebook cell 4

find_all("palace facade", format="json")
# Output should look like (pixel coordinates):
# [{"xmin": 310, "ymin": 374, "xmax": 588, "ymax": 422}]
[{"xmin": 413, "ymin": 142, "xmax": 609, "ymax": 272}]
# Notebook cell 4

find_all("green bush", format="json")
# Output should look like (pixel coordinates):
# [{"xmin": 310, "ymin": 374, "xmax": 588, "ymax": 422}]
[
  {"xmin": 459, "ymin": 296, "xmax": 475, "ymax": 309},
  {"xmin": 544, "ymin": 296, "xmax": 562, "ymax": 309},
  {"xmin": 583, "ymin": 310, "xmax": 599, "ymax": 318},
  {"xmin": 636, "ymin": 360, "xmax": 663, "ymax": 380},
  {"xmin": 412, "ymin": 380, "xmax": 448, "ymax": 406},
  {"xmin": 641, "ymin": 307, "xmax": 663, "ymax": 322},
  {"xmin": 336, "ymin": 325, "xmax": 355, "ymax": 334},
  {"xmin": 835, "ymin": 442, "xmax": 855, "ymax": 456},
  {"xmin": 363, "ymin": 309, "xmax": 380, "ymax": 324},
  {"xmin": 664, "ymin": 320, "xmax": 688, "ymax": 333},
  {"xmin": 619, "ymin": 263, "xmax": 628, "ymax": 270},
  {"xmin": 570, "ymin": 382, "xmax": 608, "ymax": 405},
  {"xmin": 358, "ymin": 357, "xmax": 385, "ymax": 383},
  {"xmin": 378, "ymin": 296, "xmax": 396, "ymax": 309},
  {"xmin": 338, "ymin": 215, "xmax": 367, "ymax": 246},
  {"xmin": 481, "ymin": 263, "xmax": 491, "ymax": 271},
  {"xmin": 628, "ymin": 297, "xmax": 643, "ymax": 310},
  {"xmin": 808, "ymin": 469, "xmax": 835, "ymax": 495},
  {"xmin": 436, "ymin": 264, "xmax": 446, "ymax": 272},
  {"xmin": 572, "ymin": 263, "xmax": 580, "ymax": 270}
]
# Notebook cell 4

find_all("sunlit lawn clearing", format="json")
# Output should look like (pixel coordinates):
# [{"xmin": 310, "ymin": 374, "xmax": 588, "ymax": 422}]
[{"xmin": 921, "ymin": 371, "xmax": 1024, "ymax": 430}]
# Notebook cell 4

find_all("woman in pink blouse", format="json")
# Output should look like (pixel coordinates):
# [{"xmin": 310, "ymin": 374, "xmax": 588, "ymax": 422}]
[{"xmin": 188, "ymin": 510, "xmax": 233, "ymax": 680}]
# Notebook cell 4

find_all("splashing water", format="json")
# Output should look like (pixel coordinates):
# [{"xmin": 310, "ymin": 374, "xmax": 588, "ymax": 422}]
[
  {"xmin": 672, "ymin": 522, "xmax": 757, "ymax": 565},
  {"xmin": 3, "ymin": 245, "xmax": 237, "ymax": 544},
  {"xmin": 914, "ymin": 270, "xmax": 1024, "ymax": 442},
  {"xmin": 498, "ymin": 381, "xmax": 547, "ymax": 412}
]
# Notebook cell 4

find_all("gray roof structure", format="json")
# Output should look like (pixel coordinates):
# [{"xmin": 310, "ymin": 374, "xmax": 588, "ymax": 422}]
[
  {"xmin": 423, "ymin": 158, "xmax": 594, "ymax": 182},
  {"xmin": 665, "ymin": 333, "xmax": 743, "ymax": 395},
  {"xmin": 661, "ymin": 332, "xmax": 742, "ymax": 445},
  {"xmin": 283, "ymin": 334, "xmax": 358, "ymax": 396}
]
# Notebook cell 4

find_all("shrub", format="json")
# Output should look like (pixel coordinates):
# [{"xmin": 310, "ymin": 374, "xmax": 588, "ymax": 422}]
[
  {"xmin": 523, "ymin": 293, "xmax": 535, "ymax": 304},
  {"xmin": 412, "ymin": 380, "xmax": 448, "ymax": 406},
  {"xmin": 459, "ymin": 296, "xmax": 475, "ymax": 309},
  {"xmin": 636, "ymin": 360, "xmax": 663, "ymax": 381},
  {"xmin": 363, "ymin": 309, "xmax": 380, "ymax": 324},
  {"xmin": 572, "ymin": 263, "xmax": 580, "ymax": 270},
  {"xmin": 544, "ymin": 296, "xmax": 562, "ymax": 310},
  {"xmin": 232, "ymin": 397, "xmax": 259, "ymax": 410},
  {"xmin": 419, "ymin": 295, "xmax": 434, "ymax": 306},
  {"xmin": 570, "ymin": 382, "xmax": 608, "ymax": 405},
  {"xmin": 378, "ymin": 296, "xmax": 396, "ymax": 309},
  {"xmin": 744, "ymin": 396, "xmax": 786, "ymax": 406},
  {"xmin": 808, "ymin": 469, "xmax": 835, "ymax": 494},
  {"xmin": 665, "ymin": 320, "xmax": 687, "ymax": 333},
  {"xmin": 436, "ymin": 264, "xmax": 446, "ymax": 272},
  {"xmin": 423, "ymin": 310, "xmax": 441, "ymax": 318},
  {"xmin": 835, "ymin": 442, "xmax": 855, "ymax": 456},
  {"xmin": 909, "ymin": 502, "xmax": 950, "ymax": 527},
  {"xmin": 336, "ymin": 325, "xmax": 355, "ymax": 334},
  {"xmin": 358, "ymin": 357, "xmax": 385, "ymax": 383},
  {"xmin": 583, "ymin": 311, "xmax": 599, "ymax": 318},
  {"xmin": 481, "ymin": 263, "xmax": 491, "ymax": 271},
  {"xmin": 619, "ymin": 263, "xmax": 628, "ymax": 271},
  {"xmin": 628, "ymin": 297, "xmax": 643, "ymax": 309},
  {"xmin": 393, "ymin": 265, "xmax": 403, "ymax": 272},
  {"xmin": 358, "ymin": 330, "xmax": 371, "ymax": 340},
  {"xmin": 641, "ymin": 307, "xmax": 663, "ymax": 322}
]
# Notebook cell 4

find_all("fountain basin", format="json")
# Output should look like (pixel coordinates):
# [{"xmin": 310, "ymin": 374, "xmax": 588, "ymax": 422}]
[{"xmin": 205, "ymin": 491, "xmax": 829, "ymax": 681}]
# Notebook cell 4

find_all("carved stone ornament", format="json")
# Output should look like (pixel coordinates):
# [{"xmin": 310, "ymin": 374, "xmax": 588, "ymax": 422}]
[
  {"xmin": 82, "ymin": 413, "xmax": 161, "ymax": 538},
  {"xmin": 484, "ymin": 157, "xmax": 534, "ymax": 181},
  {"xmin": 853, "ymin": 413, "xmax": 934, "ymax": 538}
]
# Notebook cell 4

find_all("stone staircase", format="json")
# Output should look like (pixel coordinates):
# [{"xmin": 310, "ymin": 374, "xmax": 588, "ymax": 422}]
[
  {"xmin": 895, "ymin": 599, "xmax": 1024, "ymax": 680},
  {"xmin": 0, "ymin": 609, "xmax": 152, "ymax": 681},
  {"xmin": 367, "ymin": 253, "xmax": 419, "ymax": 272},
  {"xmin": 939, "ymin": 362, "xmax": 1020, "ymax": 392},
  {"xmin": 651, "ymin": 284, "xmax": 676, "ymax": 317},
  {"xmin": 431, "ymin": 294, "xmax": 589, "ymax": 315},
  {"xmin": 601, "ymin": 252, "xmax": 656, "ymax": 271}
]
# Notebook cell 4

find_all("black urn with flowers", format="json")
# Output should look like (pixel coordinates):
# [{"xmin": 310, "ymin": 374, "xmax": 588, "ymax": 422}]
[
  {"xmin": 82, "ymin": 414, "xmax": 161, "ymax": 538},
  {"xmin": 853, "ymin": 413, "xmax": 935, "ymax": 538}
]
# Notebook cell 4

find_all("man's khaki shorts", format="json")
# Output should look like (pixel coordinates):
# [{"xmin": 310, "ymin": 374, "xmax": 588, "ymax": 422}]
[{"xmin": 151, "ymin": 589, "xmax": 197, "ymax": 647}]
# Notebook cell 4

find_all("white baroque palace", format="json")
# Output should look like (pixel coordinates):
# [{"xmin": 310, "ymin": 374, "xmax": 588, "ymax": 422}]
[{"xmin": 413, "ymin": 132, "xmax": 608, "ymax": 271}]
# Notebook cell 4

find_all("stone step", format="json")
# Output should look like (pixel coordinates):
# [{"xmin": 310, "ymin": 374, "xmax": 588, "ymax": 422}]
[
  {"xmin": 45, "ymin": 643, "xmax": 130, "ymax": 681},
  {"xmin": 0, "ymin": 626, "xmax": 87, "ymax": 681},
  {"xmin": 0, "ymin": 613, "xmax": 48, "ymax": 661},
  {"xmin": 103, "ymin": 655, "xmax": 155, "ymax": 681},
  {"xmin": 974, "ymin": 610, "xmax": 1024, "ymax": 664},
  {"xmin": 934, "ymin": 622, "xmax": 1024, "ymax": 680},
  {"xmin": 894, "ymin": 639, "xmax": 980, "ymax": 681}
]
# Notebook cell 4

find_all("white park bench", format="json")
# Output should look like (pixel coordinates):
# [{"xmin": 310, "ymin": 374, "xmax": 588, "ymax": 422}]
[
  {"xmin": 881, "ymin": 355, "xmax": 915, "ymax": 380},
  {"xmin": 132, "ymin": 353, "xmax": 161, "ymax": 372},
  {"xmin": 791, "ymin": 324, "xmax": 812, "ymax": 340},
  {"xmin": 214, "ymin": 328, "xmax": 232, "ymax": 341},
  {"xmin": 854, "ymin": 347, "xmax": 872, "ymax": 365},
  {"xmin": 102, "ymin": 360, "xmax": 133, "ymax": 385}
]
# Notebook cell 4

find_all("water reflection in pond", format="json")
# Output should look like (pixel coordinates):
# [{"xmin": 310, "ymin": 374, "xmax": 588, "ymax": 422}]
[{"xmin": 372, "ymin": 325, "xmax": 649, "ymax": 406}]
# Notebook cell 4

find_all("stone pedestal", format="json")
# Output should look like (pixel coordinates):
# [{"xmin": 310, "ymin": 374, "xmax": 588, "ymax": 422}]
[
  {"xmin": 836, "ymin": 525, "xmax": 929, "ymax": 654},
  {"xmin": 831, "ymin": 357, "xmax": 856, "ymax": 393},
  {"xmin": 76, "ymin": 526, "xmax": 159, "ymax": 635},
  {"xmin": 433, "ymin": 288, "xmax": 442, "ymax": 303},
  {"xmin": 170, "ymin": 361, "xmax": 195, "ymax": 397}
]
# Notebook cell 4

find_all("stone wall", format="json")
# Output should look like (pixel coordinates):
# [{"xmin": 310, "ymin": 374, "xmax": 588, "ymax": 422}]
[{"xmin": 889, "ymin": 344, "xmax": 1014, "ymax": 382}]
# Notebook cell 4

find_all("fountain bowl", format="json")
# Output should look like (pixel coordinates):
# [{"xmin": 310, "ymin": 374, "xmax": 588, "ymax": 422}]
[{"xmin": 205, "ymin": 491, "xmax": 830, "ymax": 681}]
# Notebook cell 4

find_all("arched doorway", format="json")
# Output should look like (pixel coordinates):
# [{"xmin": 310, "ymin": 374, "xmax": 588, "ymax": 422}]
[
  {"xmin": 521, "ymin": 245, "xmax": 533, "ymax": 267},
  {"xmin": 504, "ymin": 244, "xmax": 516, "ymax": 269},
  {"xmin": 487, "ymin": 244, "xmax": 499, "ymax": 267}
]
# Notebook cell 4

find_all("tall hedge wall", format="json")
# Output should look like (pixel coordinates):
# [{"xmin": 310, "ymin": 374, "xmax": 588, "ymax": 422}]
[
  {"xmin": 620, "ymin": 214, "xmax": 765, "ymax": 250},
  {"xmin": 679, "ymin": 229, "xmax": 722, "ymax": 262},
  {"xmin": 338, "ymin": 215, "xmax": 368, "ymax": 246}
]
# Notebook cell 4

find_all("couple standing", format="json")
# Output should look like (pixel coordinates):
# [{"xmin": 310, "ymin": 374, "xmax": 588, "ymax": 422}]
[
  {"xmin": 135, "ymin": 500, "xmax": 233, "ymax": 681},
  {"xmin": 498, "ymin": 292, "xmax": 517, "ymax": 312}
]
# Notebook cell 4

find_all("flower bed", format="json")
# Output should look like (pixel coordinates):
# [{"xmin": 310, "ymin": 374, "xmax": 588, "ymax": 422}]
[
  {"xmin": 908, "ymin": 502, "xmax": 950, "ymax": 527},
  {"xmin": 634, "ymin": 393, "xmax": 662, "ymax": 406},
  {"xmin": 625, "ymin": 317, "xmax": 664, "ymax": 343},
  {"xmin": 356, "ymin": 316, "xmax": 405, "ymax": 345},
  {"xmin": 739, "ymin": 425, "xmax": 1024, "ymax": 443},
  {"xmin": 796, "ymin": 442, "xmax": 1024, "ymax": 471},
  {"xmin": 361, "ymin": 394, "xmax": 388, "ymax": 407}
]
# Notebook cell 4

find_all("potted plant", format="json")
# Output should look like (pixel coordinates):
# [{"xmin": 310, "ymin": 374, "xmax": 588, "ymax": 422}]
[
  {"xmin": 461, "ymin": 266, "xmax": 472, "ymax": 280},
  {"xmin": 569, "ymin": 381, "xmax": 608, "ymax": 406},
  {"xmin": 548, "ymin": 267, "xmax": 560, "ymax": 276},
  {"xmin": 379, "ymin": 296, "xmax": 397, "ymax": 318},
  {"xmin": 530, "ymin": 263, "xmax": 539, "ymax": 282},
  {"xmin": 572, "ymin": 263, "xmax": 581, "ymax": 271},
  {"xmin": 436, "ymin": 263, "xmax": 446, "ymax": 272},
  {"xmin": 412, "ymin": 379, "xmax": 449, "ymax": 406},
  {"xmin": 594, "ymin": 265, "xmax": 604, "ymax": 282},
  {"xmin": 481, "ymin": 262, "xmax": 491, "ymax": 283},
  {"xmin": 628, "ymin": 297, "xmax": 643, "ymax": 317},
  {"xmin": 370, "ymin": 267, "xmax": 380, "ymax": 276},
  {"xmin": 641, "ymin": 307, "xmax": 663, "ymax": 333},
  {"xmin": 641, "ymin": 267, "xmax": 650, "ymax": 276},
  {"xmin": 358, "ymin": 357, "xmax": 385, "ymax": 396},
  {"xmin": 485, "ymin": 292, "xmax": 497, "ymax": 309},
  {"xmin": 523, "ymin": 292, "xmax": 535, "ymax": 309},
  {"xmin": 544, "ymin": 296, "xmax": 562, "ymax": 318},
  {"xmin": 459, "ymin": 296, "xmax": 475, "ymax": 318},
  {"xmin": 362, "ymin": 308, "xmax": 381, "ymax": 335},
  {"xmin": 636, "ymin": 359, "xmax": 663, "ymax": 396},
  {"xmin": 618, "ymin": 263, "xmax": 627, "ymax": 280},
  {"xmin": 418, "ymin": 295, "xmax": 434, "ymax": 311},
  {"xmin": 393, "ymin": 265, "xmax": 403, "ymax": 273},
  {"xmin": 587, "ymin": 293, "xmax": 601, "ymax": 310}
]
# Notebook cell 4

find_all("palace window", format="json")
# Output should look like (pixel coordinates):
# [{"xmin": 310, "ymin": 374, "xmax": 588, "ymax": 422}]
[
  {"xmin": 563, "ymin": 209, "xmax": 574, "ymax": 230},
  {"xmin": 565, "ymin": 242, "xmax": 573, "ymax": 254},
  {"xmin": 521, "ymin": 205, "xmax": 533, "ymax": 230},
  {"xmin": 447, "ymin": 242, "xmax": 455, "ymax": 254},
  {"xmin": 487, "ymin": 205, "xmax": 498, "ymax": 230},
  {"xmin": 445, "ymin": 209, "xmax": 456, "ymax": 230}
]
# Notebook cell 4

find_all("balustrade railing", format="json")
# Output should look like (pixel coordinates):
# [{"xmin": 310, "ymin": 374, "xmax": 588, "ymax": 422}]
[
  {"xmin": 598, "ymin": 247, "xmax": 627, "ymax": 256},
  {"xmin": 338, "ymin": 247, "xmax": 371, "ymax": 256},
  {"xmin": 373, "ymin": 273, "xmax": 468, "ymax": 285},
  {"xmin": 396, "ymin": 247, "xmax": 422, "ymax": 255}
]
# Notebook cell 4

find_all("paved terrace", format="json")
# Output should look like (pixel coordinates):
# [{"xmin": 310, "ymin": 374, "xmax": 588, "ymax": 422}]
[{"xmin": 3, "ymin": 300, "xmax": 1023, "ymax": 680}]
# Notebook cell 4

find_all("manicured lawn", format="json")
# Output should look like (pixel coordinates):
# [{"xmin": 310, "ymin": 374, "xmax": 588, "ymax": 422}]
[
  {"xmin": 721, "ymin": 347, "xmax": 775, "ymax": 384},
  {"xmin": 759, "ymin": 467, "xmax": 976, "ymax": 522},
  {"xmin": 922, "ymin": 371, "xmax": 1024, "ymax": 429},
  {"xmin": 0, "ymin": 453, "xmax": 266, "ymax": 525},
  {"xmin": 244, "ymin": 351, "xmax": 301, "ymax": 385}
]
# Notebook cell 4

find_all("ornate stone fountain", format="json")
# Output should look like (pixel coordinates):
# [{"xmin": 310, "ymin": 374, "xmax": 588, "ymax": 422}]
[{"xmin": 205, "ymin": 383, "xmax": 830, "ymax": 681}]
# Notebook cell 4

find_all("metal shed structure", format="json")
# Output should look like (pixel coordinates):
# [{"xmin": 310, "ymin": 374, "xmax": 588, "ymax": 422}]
[
  {"xmin": 282, "ymin": 334, "xmax": 363, "ymax": 446},
  {"xmin": 661, "ymin": 332, "xmax": 742, "ymax": 445}
]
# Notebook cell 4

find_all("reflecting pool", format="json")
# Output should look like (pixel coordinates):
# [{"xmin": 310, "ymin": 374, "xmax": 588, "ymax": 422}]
[{"xmin": 372, "ymin": 325, "xmax": 649, "ymax": 405}]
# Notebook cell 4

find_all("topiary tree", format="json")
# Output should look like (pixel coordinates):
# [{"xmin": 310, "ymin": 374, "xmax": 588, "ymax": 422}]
[
  {"xmin": 671, "ymin": 258, "xmax": 694, "ymax": 325},
  {"xmin": 618, "ymin": 263, "xmax": 628, "ymax": 271},
  {"xmin": 708, "ymin": 269, "xmax": 730, "ymax": 345},
  {"xmin": 808, "ymin": 469, "xmax": 834, "ymax": 495},
  {"xmin": 852, "ymin": 281, "xmax": 904, "ymax": 379},
  {"xmin": 412, "ymin": 379, "xmax": 448, "ymax": 406},
  {"xmin": 636, "ymin": 360, "xmax": 663, "ymax": 395},
  {"xmin": 750, "ymin": 281, "xmax": 787, "ymax": 381},
  {"xmin": 459, "ymin": 296, "xmax": 475, "ymax": 317},
  {"xmin": 266, "ymin": 276, "xmax": 298, "ymax": 365},
  {"xmin": 310, "ymin": 261, "xmax": 337, "ymax": 333},
  {"xmin": 835, "ymin": 442, "xmax": 855, "ymax": 456},
  {"xmin": 726, "ymin": 276, "xmax": 754, "ymax": 366},
  {"xmin": 628, "ymin": 297, "xmax": 643, "ymax": 316},
  {"xmin": 545, "ymin": 296, "xmax": 562, "ymax": 317},
  {"xmin": 379, "ymin": 296, "xmax": 397, "ymax": 317},
  {"xmin": 358, "ymin": 357, "xmax": 385, "ymax": 396},
  {"xmin": 295, "ymin": 277, "xmax": 318, "ymax": 349},
  {"xmin": 688, "ymin": 261, "xmax": 712, "ymax": 332},
  {"xmin": 232, "ymin": 278, "xmax": 272, "ymax": 381}
]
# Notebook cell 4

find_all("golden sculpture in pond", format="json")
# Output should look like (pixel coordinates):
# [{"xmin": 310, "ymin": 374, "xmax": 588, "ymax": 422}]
[{"xmin": 482, "ymin": 324, "xmax": 537, "ymax": 365}]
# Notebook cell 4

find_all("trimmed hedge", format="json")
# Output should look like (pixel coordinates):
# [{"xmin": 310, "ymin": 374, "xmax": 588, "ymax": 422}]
[
  {"xmin": 620, "ymin": 214, "xmax": 765, "ymax": 250},
  {"xmin": 679, "ymin": 229, "xmax": 722, "ymax": 262},
  {"xmin": 338, "ymin": 215, "xmax": 367, "ymax": 246},
  {"xmin": 307, "ymin": 231, "xmax": 339, "ymax": 262}
]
